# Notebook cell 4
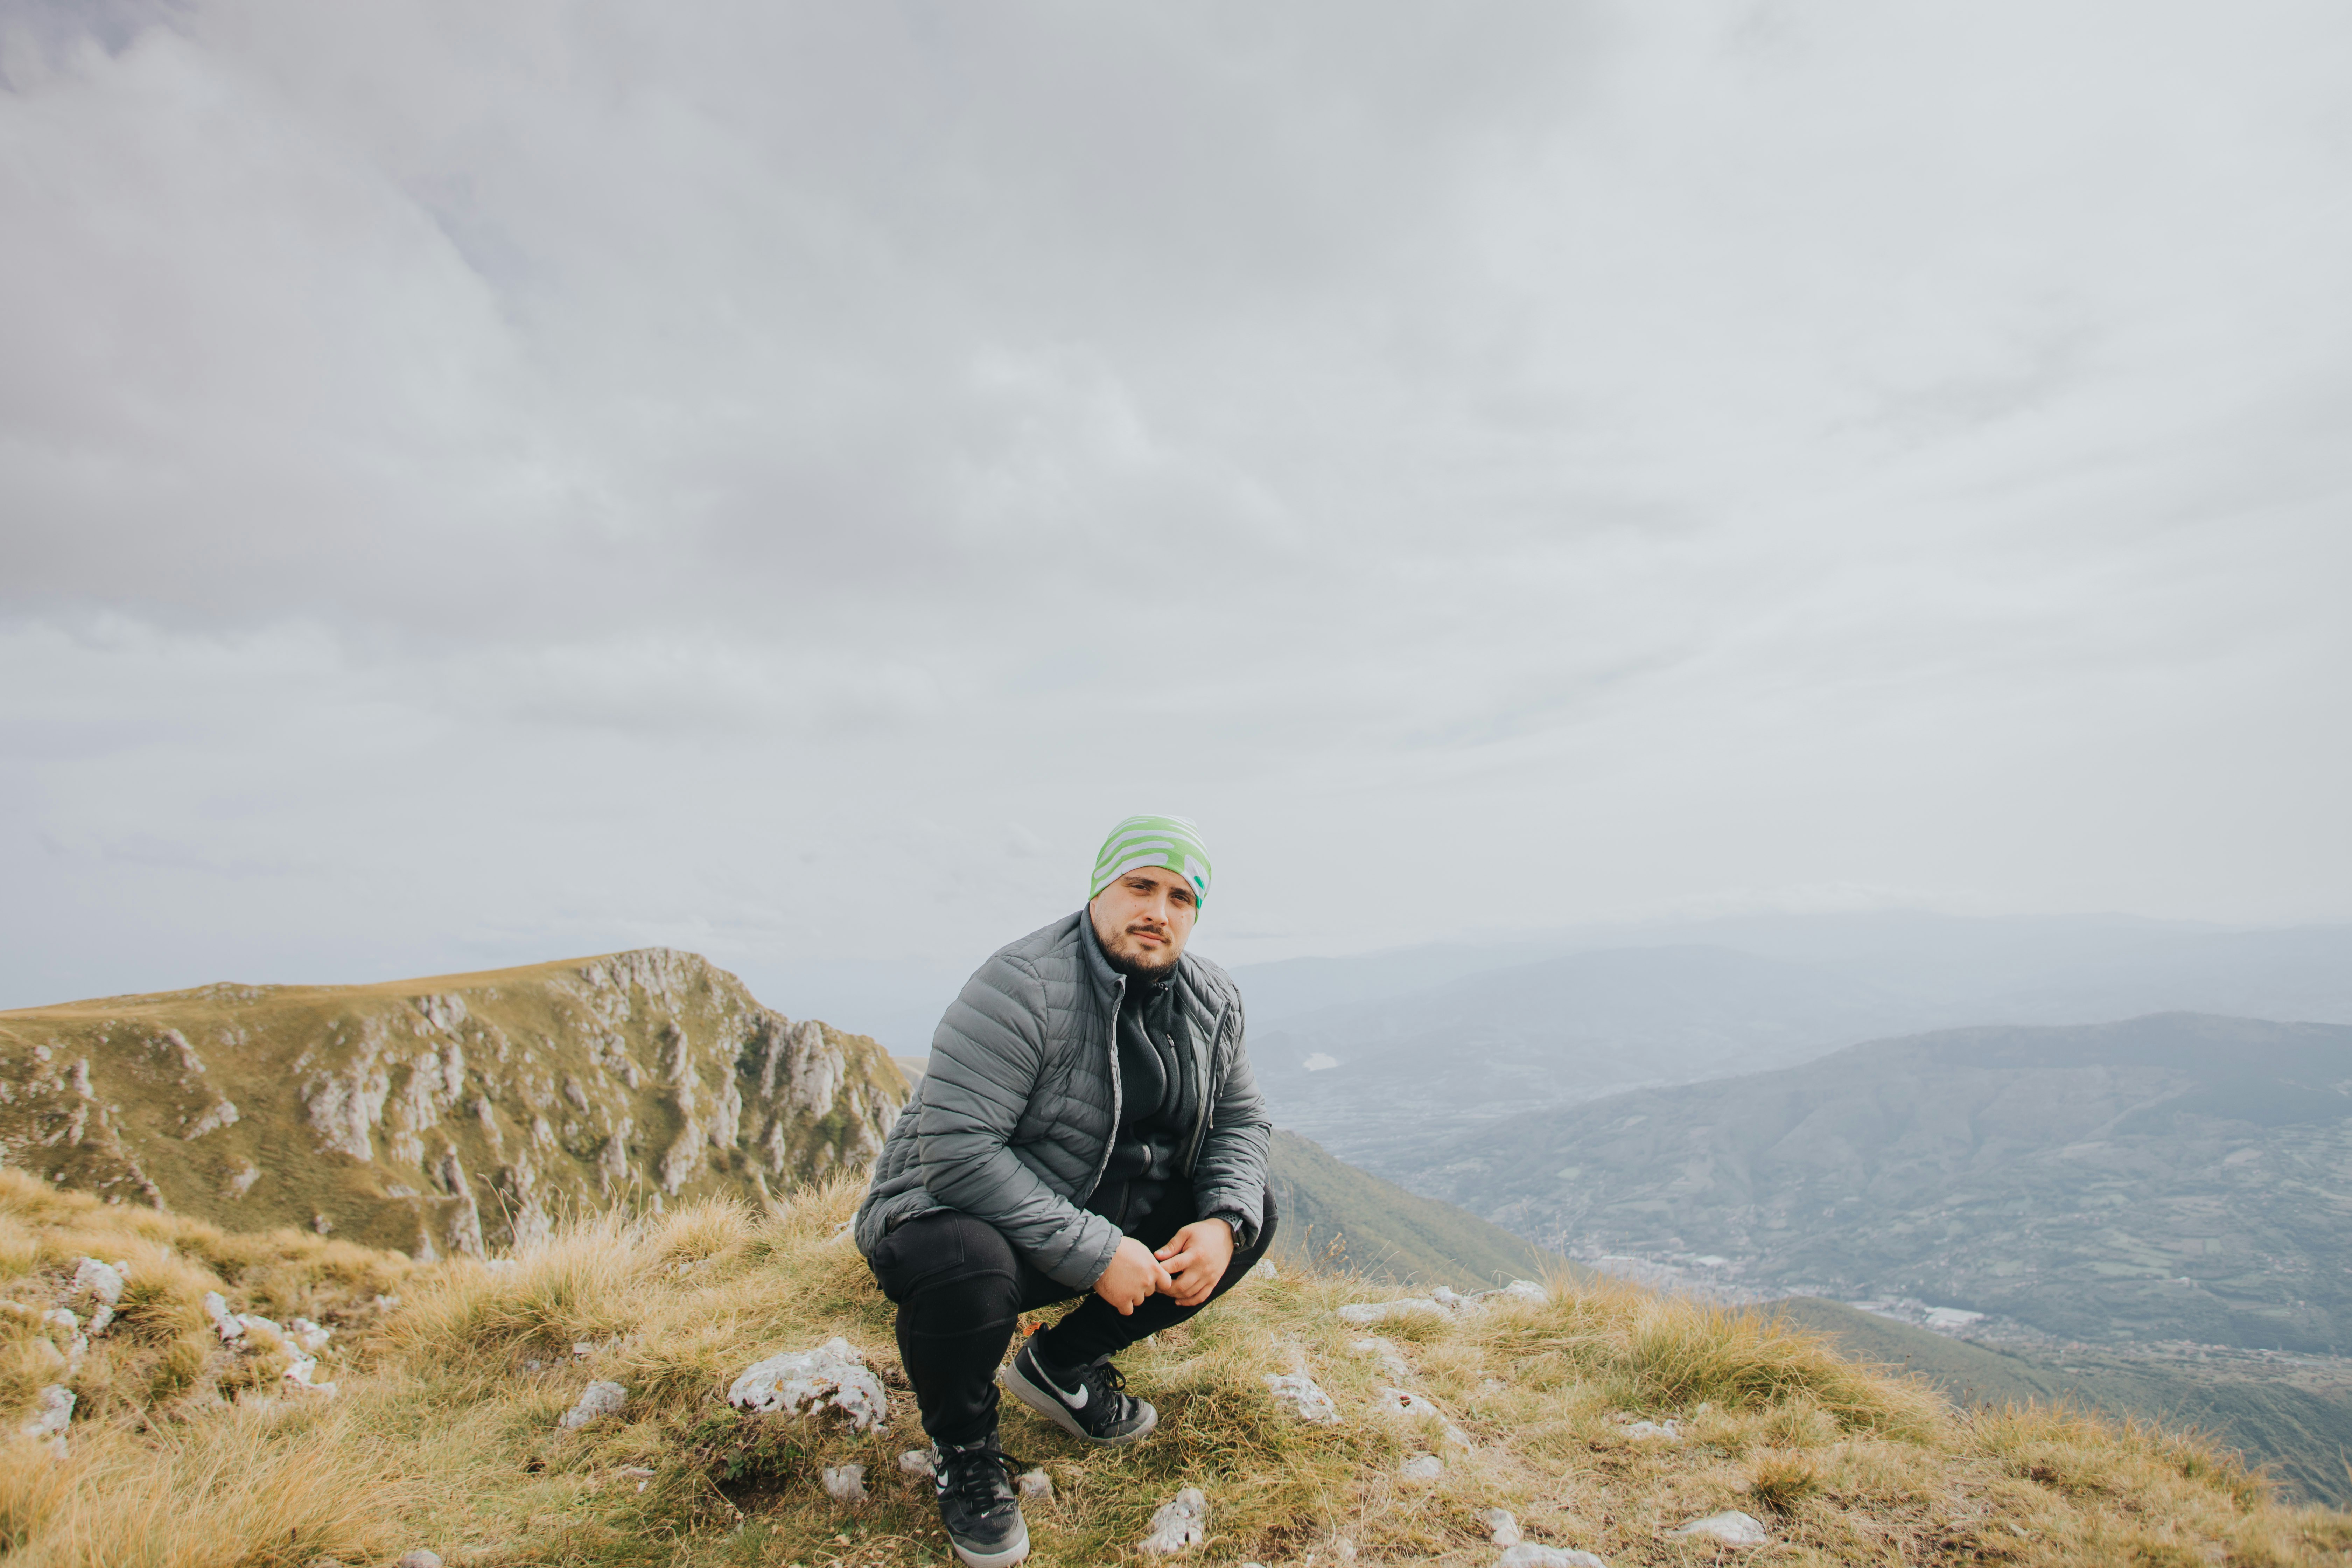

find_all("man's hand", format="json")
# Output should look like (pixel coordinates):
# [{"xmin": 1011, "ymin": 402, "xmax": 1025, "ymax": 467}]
[
  {"xmin": 1154, "ymin": 1218, "xmax": 1235, "ymax": 1308},
  {"xmin": 1094, "ymin": 1236, "xmax": 1174, "ymax": 1315}
]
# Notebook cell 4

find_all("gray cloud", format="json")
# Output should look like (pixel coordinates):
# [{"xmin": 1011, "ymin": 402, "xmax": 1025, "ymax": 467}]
[{"xmin": 2, "ymin": 0, "xmax": 2347, "ymax": 1022}]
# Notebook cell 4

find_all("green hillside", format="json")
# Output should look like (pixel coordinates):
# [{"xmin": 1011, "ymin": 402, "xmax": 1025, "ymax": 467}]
[
  {"xmin": 1266, "ymin": 1127, "xmax": 1574, "ymax": 1290},
  {"xmin": 1779, "ymin": 1297, "xmax": 2352, "ymax": 1506}
]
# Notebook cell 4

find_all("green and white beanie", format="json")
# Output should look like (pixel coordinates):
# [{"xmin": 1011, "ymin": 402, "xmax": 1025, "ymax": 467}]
[{"xmin": 1088, "ymin": 814, "xmax": 1213, "ymax": 910}]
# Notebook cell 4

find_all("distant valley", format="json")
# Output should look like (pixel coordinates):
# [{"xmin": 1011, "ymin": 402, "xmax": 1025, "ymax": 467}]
[{"xmin": 1405, "ymin": 1013, "xmax": 2352, "ymax": 1354}]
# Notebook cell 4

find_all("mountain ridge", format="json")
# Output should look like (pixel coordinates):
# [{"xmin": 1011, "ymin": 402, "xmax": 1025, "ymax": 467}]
[{"xmin": 0, "ymin": 948, "xmax": 908, "ymax": 1259}]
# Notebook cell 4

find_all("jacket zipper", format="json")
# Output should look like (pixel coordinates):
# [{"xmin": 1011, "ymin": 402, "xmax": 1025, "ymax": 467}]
[
  {"xmin": 1181, "ymin": 979, "xmax": 1217, "ymax": 1175},
  {"xmin": 1083, "ymin": 971, "xmax": 1126, "ymax": 1204}
]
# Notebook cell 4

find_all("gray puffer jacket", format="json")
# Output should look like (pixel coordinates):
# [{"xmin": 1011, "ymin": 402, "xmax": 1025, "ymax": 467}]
[{"xmin": 853, "ymin": 910, "xmax": 1271, "ymax": 1291}]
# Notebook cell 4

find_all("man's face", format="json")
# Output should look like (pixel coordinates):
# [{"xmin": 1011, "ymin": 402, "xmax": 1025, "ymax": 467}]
[{"xmin": 1088, "ymin": 864, "xmax": 1199, "ymax": 976}]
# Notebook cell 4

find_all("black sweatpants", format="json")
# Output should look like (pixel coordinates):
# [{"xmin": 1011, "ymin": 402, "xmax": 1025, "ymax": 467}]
[{"xmin": 865, "ymin": 1184, "xmax": 1277, "ymax": 1447}]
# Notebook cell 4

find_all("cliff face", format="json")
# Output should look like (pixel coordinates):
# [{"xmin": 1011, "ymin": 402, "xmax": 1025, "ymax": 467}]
[{"xmin": 0, "ymin": 948, "xmax": 908, "ymax": 1258}]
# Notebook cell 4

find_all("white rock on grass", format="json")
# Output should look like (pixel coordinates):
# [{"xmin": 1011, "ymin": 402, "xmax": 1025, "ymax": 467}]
[
  {"xmin": 1399, "ymin": 1452, "xmax": 1443, "ymax": 1482},
  {"xmin": 1138, "ymin": 1486, "xmax": 1208, "ymax": 1554},
  {"xmin": 898, "ymin": 1448, "xmax": 936, "ymax": 1477},
  {"xmin": 1017, "ymin": 1469, "xmax": 1055, "ymax": 1503},
  {"xmin": 1479, "ymin": 1508, "xmax": 1522, "ymax": 1546},
  {"xmin": 1377, "ymin": 1386, "xmax": 1439, "ymax": 1418},
  {"xmin": 1496, "ymin": 1279, "xmax": 1548, "ymax": 1304},
  {"xmin": 1623, "ymin": 1420, "xmax": 1682, "ymax": 1442},
  {"xmin": 287, "ymin": 1317, "xmax": 332, "ymax": 1354},
  {"xmin": 202, "ymin": 1292, "xmax": 245, "ymax": 1345},
  {"xmin": 1263, "ymin": 1371, "xmax": 1340, "ymax": 1424},
  {"xmin": 282, "ymin": 1354, "xmax": 339, "ymax": 1399},
  {"xmin": 40, "ymin": 1309, "xmax": 86, "ymax": 1373},
  {"xmin": 1337, "ymin": 1297, "xmax": 1444, "ymax": 1326},
  {"xmin": 394, "ymin": 1552, "xmax": 445, "ymax": 1568},
  {"xmin": 728, "ymin": 1338, "xmax": 889, "ymax": 1433},
  {"xmin": 21, "ymin": 1385, "xmax": 73, "ymax": 1441},
  {"xmin": 71, "ymin": 1258, "xmax": 129, "ymax": 1334},
  {"xmin": 560, "ymin": 1380, "xmax": 628, "ymax": 1429},
  {"xmin": 820, "ymin": 1464, "xmax": 867, "ymax": 1502},
  {"xmin": 1346, "ymin": 1337, "xmax": 1410, "ymax": 1379},
  {"xmin": 1497, "ymin": 1546, "xmax": 1608, "ymax": 1568},
  {"xmin": 1670, "ymin": 1511, "xmax": 1769, "ymax": 1546}
]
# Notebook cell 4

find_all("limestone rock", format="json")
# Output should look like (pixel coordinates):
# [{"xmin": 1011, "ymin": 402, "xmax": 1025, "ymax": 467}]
[
  {"xmin": 1497, "ymin": 1547, "xmax": 1608, "ymax": 1568},
  {"xmin": 1337, "ymin": 1297, "xmax": 1444, "ymax": 1326},
  {"xmin": 1623, "ymin": 1419, "xmax": 1682, "ymax": 1442},
  {"xmin": 1400, "ymin": 1452, "xmax": 1444, "ymax": 1482},
  {"xmin": 560, "ymin": 1380, "xmax": 628, "ymax": 1429},
  {"xmin": 202, "ymin": 1290, "xmax": 244, "ymax": 1345},
  {"xmin": 727, "ymin": 1337, "xmax": 888, "ymax": 1432},
  {"xmin": 1347, "ymin": 1336, "xmax": 1409, "ymax": 1379},
  {"xmin": 21, "ymin": 1384, "xmax": 74, "ymax": 1441},
  {"xmin": 1017, "ymin": 1468, "xmax": 1055, "ymax": 1503},
  {"xmin": 820, "ymin": 1463, "xmax": 867, "ymax": 1501},
  {"xmin": 1263, "ymin": 1371, "xmax": 1340, "ymax": 1424},
  {"xmin": 1480, "ymin": 1508, "xmax": 1521, "ymax": 1546},
  {"xmin": 70, "ymin": 1257, "xmax": 128, "ymax": 1334},
  {"xmin": 898, "ymin": 1448, "xmax": 936, "ymax": 1477},
  {"xmin": 1139, "ymin": 1486, "xmax": 1208, "ymax": 1554},
  {"xmin": 394, "ymin": 1552, "xmax": 446, "ymax": 1568},
  {"xmin": 1670, "ymin": 1510, "xmax": 1768, "ymax": 1546},
  {"xmin": 1377, "ymin": 1386, "xmax": 1443, "ymax": 1419}
]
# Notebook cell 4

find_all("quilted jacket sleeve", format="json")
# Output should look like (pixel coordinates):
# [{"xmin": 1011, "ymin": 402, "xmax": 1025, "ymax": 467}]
[
  {"xmin": 916, "ymin": 952, "xmax": 1125, "ymax": 1290},
  {"xmin": 1188, "ymin": 986, "xmax": 1272, "ymax": 1250}
]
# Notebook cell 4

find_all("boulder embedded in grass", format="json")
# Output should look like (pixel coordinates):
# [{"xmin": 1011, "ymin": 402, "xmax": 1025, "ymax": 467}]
[
  {"xmin": 1670, "ymin": 1510, "xmax": 1768, "ymax": 1546},
  {"xmin": 728, "ymin": 1337, "xmax": 888, "ymax": 1433},
  {"xmin": 560, "ymin": 1380, "xmax": 627, "ymax": 1429},
  {"xmin": 820, "ymin": 1463, "xmax": 866, "ymax": 1501},
  {"xmin": 70, "ymin": 1259, "xmax": 128, "ymax": 1334},
  {"xmin": 1017, "ymin": 1468, "xmax": 1054, "ymax": 1503},
  {"xmin": 394, "ymin": 1552, "xmax": 445, "ymax": 1568},
  {"xmin": 21, "ymin": 1384, "xmax": 73, "ymax": 1441},
  {"xmin": 1337, "ymin": 1297, "xmax": 1443, "ymax": 1326},
  {"xmin": 1139, "ymin": 1486, "xmax": 1208, "ymax": 1554},
  {"xmin": 1264, "ymin": 1371, "xmax": 1340, "ymax": 1424},
  {"xmin": 1399, "ymin": 1452, "xmax": 1443, "ymax": 1482},
  {"xmin": 1479, "ymin": 1508, "xmax": 1521, "ymax": 1546},
  {"xmin": 899, "ymin": 1448, "xmax": 936, "ymax": 1477}
]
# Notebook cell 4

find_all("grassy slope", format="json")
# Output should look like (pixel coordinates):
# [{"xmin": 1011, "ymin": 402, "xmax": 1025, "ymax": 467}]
[
  {"xmin": 8, "ymin": 1169, "xmax": 2352, "ymax": 1568},
  {"xmin": 1266, "ymin": 1129, "xmax": 1574, "ymax": 1292},
  {"xmin": 1776, "ymin": 1298, "xmax": 2352, "ymax": 1508}
]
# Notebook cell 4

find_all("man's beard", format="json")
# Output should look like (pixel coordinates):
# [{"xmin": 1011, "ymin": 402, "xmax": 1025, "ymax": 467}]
[{"xmin": 1100, "ymin": 926, "xmax": 1180, "ymax": 980}]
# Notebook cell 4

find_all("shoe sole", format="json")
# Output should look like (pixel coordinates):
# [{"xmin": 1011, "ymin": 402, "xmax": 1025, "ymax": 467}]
[
  {"xmin": 948, "ymin": 1514, "xmax": 1030, "ymax": 1568},
  {"xmin": 999, "ymin": 1357, "xmax": 1158, "ymax": 1446}
]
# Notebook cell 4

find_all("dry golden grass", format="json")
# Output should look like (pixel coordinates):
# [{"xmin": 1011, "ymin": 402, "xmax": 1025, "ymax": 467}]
[{"xmin": 5, "ymin": 1166, "xmax": 2350, "ymax": 1566}]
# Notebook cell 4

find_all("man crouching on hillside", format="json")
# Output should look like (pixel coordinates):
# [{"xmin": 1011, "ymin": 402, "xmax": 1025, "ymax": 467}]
[{"xmin": 854, "ymin": 814, "xmax": 1275, "ymax": 1568}]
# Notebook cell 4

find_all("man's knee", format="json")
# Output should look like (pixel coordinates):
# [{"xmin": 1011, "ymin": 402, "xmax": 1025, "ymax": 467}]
[{"xmin": 868, "ymin": 1210, "xmax": 1022, "ymax": 1316}]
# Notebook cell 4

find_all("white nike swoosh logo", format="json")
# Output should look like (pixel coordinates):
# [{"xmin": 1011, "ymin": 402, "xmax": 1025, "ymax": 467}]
[{"xmin": 1040, "ymin": 1362, "xmax": 1088, "ymax": 1409}]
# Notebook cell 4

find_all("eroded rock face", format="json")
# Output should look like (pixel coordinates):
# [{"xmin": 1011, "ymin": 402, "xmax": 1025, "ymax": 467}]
[{"xmin": 0, "ymin": 950, "xmax": 910, "ymax": 1258}]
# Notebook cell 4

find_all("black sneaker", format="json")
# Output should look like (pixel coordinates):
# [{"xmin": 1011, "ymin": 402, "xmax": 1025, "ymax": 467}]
[
  {"xmin": 933, "ymin": 1434, "xmax": 1029, "ymax": 1568},
  {"xmin": 1000, "ymin": 1339, "xmax": 1158, "ymax": 1445}
]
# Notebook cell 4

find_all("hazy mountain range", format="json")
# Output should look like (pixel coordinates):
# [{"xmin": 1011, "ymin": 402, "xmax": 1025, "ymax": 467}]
[{"xmin": 1238, "ymin": 913, "xmax": 2352, "ymax": 1167}]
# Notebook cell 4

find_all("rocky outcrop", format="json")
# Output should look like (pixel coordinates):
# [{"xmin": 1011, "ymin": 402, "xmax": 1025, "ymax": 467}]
[{"xmin": 0, "ymin": 950, "xmax": 909, "ymax": 1259}]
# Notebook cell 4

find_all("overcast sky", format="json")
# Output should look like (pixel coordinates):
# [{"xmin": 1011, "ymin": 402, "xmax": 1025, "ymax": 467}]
[{"xmin": 4, "ymin": 0, "xmax": 2348, "ymax": 1027}]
